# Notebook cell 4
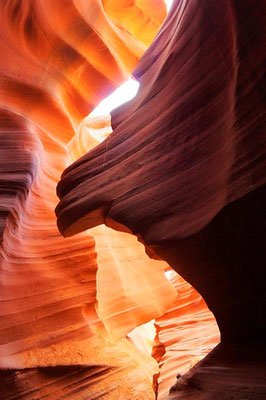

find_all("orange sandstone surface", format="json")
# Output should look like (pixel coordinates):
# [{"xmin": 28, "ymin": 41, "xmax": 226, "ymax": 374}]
[
  {"xmin": 3, "ymin": 1, "xmax": 265, "ymax": 399},
  {"xmin": 0, "ymin": 1, "xmax": 219, "ymax": 399},
  {"xmin": 56, "ymin": 0, "xmax": 265, "ymax": 399}
]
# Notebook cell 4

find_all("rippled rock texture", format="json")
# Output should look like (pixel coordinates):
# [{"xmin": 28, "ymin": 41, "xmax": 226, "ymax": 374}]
[
  {"xmin": 56, "ymin": 0, "xmax": 266, "ymax": 399},
  {"xmin": 1, "ymin": 0, "xmax": 265, "ymax": 399},
  {"xmin": 0, "ymin": 1, "xmax": 178, "ymax": 398}
]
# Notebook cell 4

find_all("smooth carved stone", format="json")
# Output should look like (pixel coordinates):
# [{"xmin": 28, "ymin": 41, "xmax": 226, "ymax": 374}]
[
  {"xmin": 0, "ymin": 361, "xmax": 165, "ymax": 400},
  {"xmin": 153, "ymin": 271, "xmax": 219, "ymax": 400},
  {"xmin": 153, "ymin": 186, "xmax": 266, "ymax": 346},
  {"xmin": 166, "ymin": 343, "xmax": 266, "ymax": 400},
  {"xmin": 65, "ymin": 109, "xmax": 178, "ymax": 342},
  {"xmin": 1, "ymin": 0, "xmax": 265, "ymax": 398},
  {"xmin": 0, "ymin": 111, "xmax": 40, "ymax": 241},
  {"xmin": 56, "ymin": 0, "xmax": 265, "ymax": 242},
  {"xmin": 0, "ymin": 1, "xmax": 175, "ymax": 399},
  {"xmin": 0, "ymin": 365, "xmax": 115, "ymax": 400},
  {"xmin": 0, "ymin": 337, "xmax": 159, "ymax": 400},
  {"xmin": 56, "ymin": 0, "xmax": 266, "ymax": 398},
  {"xmin": 0, "ymin": 0, "xmax": 165, "ymax": 130},
  {"xmin": 67, "ymin": 111, "xmax": 220, "ymax": 396},
  {"xmin": 155, "ymin": 185, "xmax": 266, "ymax": 399}
]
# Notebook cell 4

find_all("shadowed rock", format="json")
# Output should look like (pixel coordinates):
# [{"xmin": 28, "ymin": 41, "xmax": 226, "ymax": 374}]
[{"xmin": 56, "ymin": 1, "xmax": 266, "ymax": 398}]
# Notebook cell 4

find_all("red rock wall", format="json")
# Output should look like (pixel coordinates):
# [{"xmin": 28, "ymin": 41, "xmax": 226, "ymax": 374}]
[
  {"xmin": 56, "ymin": 0, "xmax": 265, "ymax": 243},
  {"xmin": 0, "ymin": 2, "xmax": 180, "ymax": 399},
  {"xmin": 56, "ymin": 0, "xmax": 266, "ymax": 398},
  {"xmin": 1, "ymin": 0, "xmax": 265, "ymax": 398},
  {"xmin": 153, "ymin": 271, "xmax": 219, "ymax": 399}
]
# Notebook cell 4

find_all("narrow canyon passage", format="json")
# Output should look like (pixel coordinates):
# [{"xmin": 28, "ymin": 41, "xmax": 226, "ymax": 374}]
[
  {"xmin": 0, "ymin": 0, "xmax": 265, "ymax": 399},
  {"xmin": 56, "ymin": 0, "xmax": 266, "ymax": 398}
]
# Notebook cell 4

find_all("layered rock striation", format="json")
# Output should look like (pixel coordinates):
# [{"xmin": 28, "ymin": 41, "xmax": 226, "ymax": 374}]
[
  {"xmin": 1, "ymin": 0, "xmax": 265, "ymax": 398},
  {"xmin": 0, "ymin": 1, "xmax": 187, "ymax": 399},
  {"xmin": 57, "ymin": 0, "xmax": 265, "ymax": 242},
  {"xmin": 57, "ymin": 0, "xmax": 266, "ymax": 398}
]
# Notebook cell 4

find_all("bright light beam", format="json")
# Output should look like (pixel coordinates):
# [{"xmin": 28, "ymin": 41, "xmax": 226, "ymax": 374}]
[
  {"xmin": 165, "ymin": 0, "xmax": 174, "ymax": 12},
  {"xmin": 165, "ymin": 270, "xmax": 174, "ymax": 281},
  {"xmin": 90, "ymin": 1, "xmax": 173, "ymax": 118},
  {"xmin": 90, "ymin": 78, "xmax": 140, "ymax": 117}
]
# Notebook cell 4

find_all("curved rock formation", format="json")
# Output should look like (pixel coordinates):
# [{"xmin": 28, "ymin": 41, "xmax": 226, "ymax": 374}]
[
  {"xmin": 56, "ymin": 0, "xmax": 266, "ymax": 398},
  {"xmin": 56, "ymin": 0, "xmax": 265, "ymax": 241},
  {"xmin": 0, "ymin": 1, "xmax": 185, "ymax": 399},
  {"xmin": 155, "ymin": 185, "xmax": 266, "ymax": 399},
  {"xmin": 1, "ymin": 0, "xmax": 265, "ymax": 398},
  {"xmin": 153, "ymin": 270, "xmax": 219, "ymax": 399}
]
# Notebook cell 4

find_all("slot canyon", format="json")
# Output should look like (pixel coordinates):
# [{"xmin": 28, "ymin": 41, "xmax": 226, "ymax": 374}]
[{"xmin": 0, "ymin": 0, "xmax": 265, "ymax": 399}]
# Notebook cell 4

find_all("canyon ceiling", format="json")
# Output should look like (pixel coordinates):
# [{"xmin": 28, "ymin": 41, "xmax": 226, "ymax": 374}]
[{"xmin": 0, "ymin": 1, "xmax": 265, "ymax": 399}]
